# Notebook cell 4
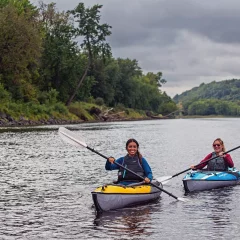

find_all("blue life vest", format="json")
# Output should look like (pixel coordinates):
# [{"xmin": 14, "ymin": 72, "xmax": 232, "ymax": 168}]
[
  {"xmin": 207, "ymin": 152, "xmax": 228, "ymax": 171},
  {"xmin": 117, "ymin": 155, "xmax": 144, "ymax": 182}
]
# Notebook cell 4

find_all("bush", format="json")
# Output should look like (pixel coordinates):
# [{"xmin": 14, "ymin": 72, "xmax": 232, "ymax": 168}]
[
  {"xmin": 95, "ymin": 97, "xmax": 104, "ymax": 106},
  {"xmin": 0, "ymin": 83, "xmax": 11, "ymax": 102},
  {"xmin": 86, "ymin": 96, "xmax": 95, "ymax": 103},
  {"xmin": 52, "ymin": 103, "xmax": 68, "ymax": 114},
  {"xmin": 68, "ymin": 102, "xmax": 95, "ymax": 121},
  {"xmin": 37, "ymin": 89, "xmax": 59, "ymax": 104}
]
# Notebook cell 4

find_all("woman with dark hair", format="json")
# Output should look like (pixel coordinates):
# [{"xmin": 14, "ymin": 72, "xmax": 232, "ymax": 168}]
[
  {"xmin": 105, "ymin": 139, "xmax": 153, "ymax": 185},
  {"xmin": 191, "ymin": 138, "xmax": 234, "ymax": 171}
]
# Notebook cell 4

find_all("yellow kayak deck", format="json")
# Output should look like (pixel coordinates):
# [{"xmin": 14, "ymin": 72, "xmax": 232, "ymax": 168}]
[{"xmin": 93, "ymin": 184, "xmax": 153, "ymax": 194}]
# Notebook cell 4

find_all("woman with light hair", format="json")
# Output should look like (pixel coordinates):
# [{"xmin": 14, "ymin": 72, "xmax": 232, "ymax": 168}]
[{"xmin": 191, "ymin": 138, "xmax": 234, "ymax": 171}]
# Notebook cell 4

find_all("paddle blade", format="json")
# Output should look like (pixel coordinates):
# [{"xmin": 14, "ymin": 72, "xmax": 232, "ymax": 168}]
[
  {"xmin": 58, "ymin": 127, "xmax": 87, "ymax": 148},
  {"xmin": 156, "ymin": 176, "xmax": 173, "ymax": 185},
  {"xmin": 177, "ymin": 197, "xmax": 190, "ymax": 202}
]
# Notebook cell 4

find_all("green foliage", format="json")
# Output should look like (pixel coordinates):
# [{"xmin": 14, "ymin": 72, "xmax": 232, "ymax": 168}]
[
  {"xmin": 0, "ymin": 0, "xmax": 177, "ymax": 121},
  {"xmin": 145, "ymin": 72, "xmax": 166, "ymax": 87},
  {"xmin": 0, "ymin": 83, "xmax": 11, "ymax": 102},
  {"xmin": 86, "ymin": 96, "xmax": 95, "ymax": 103},
  {"xmin": 95, "ymin": 97, "xmax": 104, "ymax": 106},
  {"xmin": 124, "ymin": 108, "xmax": 146, "ymax": 119},
  {"xmin": 69, "ymin": 3, "xmax": 112, "ymax": 60},
  {"xmin": 68, "ymin": 102, "xmax": 95, "ymax": 121},
  {"xmin": 187, "ymin": 99, "xmax": 240, "ymax": 116},
  {"xmin": 115, "ymin": 103, "xmax": 126, "ymax": 111},
  {"xmin": 0, "ymin": 0, "xmax": 36, "ymax": 14},
  {"xmin": 37, "ymin": 88, "xmax": 59, "ymax": 104},
  {"xmin": 50, "ymin": 102, "xmax": 68, "ymax": 114},
  {"xmin": 90, "ymin": 58, "xmax": 117, "ymax": 105},
  {"xmin": 93, "ymin": 58, "xmax": 176, "ymax": 115},
  {"xmin": 175, "ymin": 79, "xmax": 240, "ymax": 116},
  {"xmin": 65, "ymin": 2, "xmax": 112, "ymax": 105},
  {"xmin": 38, "ymin": 3, "xmax": 87, "ymax": 101},
  {"xmin": 0, "ymin": 101, "xmax": 75, "ymax": 120},
  {"xmin": 0, "ymin": 1, "xmax": 42, "ymax": 101},
  {"xmin": 174, "ymin": 79, "xmax": 240, "ymax": 103}
]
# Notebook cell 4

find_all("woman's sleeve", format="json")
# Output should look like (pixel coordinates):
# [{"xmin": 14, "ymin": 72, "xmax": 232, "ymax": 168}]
[
  {"xmin": 224, "ymin": 154, "xmax": 234, "ymax": 168},
  {"xmin": 105, "ymin": 157, "xmax": 123, "ymax": 170},
  {"xmin": 141, "ymin": 158, "xmax": 153, "ymax": 181},
  {"xmin": 195, "ymin": 153, "xmax": 212, "ymax": 169}
]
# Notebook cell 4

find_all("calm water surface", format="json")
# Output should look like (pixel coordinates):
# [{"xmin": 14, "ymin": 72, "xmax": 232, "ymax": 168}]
[{"xmin": 1, "ymin": 118, "xmax": 240, "ymax": 239}]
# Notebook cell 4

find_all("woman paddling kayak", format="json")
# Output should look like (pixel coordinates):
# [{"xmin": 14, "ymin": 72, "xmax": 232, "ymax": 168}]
[
  {"xmin": 105, "ymin": 138, "xmax": 153, "ymax": 185},
  {"xmin": 191, "ymin": 138, "xmax": 234, "ymax": 171}
]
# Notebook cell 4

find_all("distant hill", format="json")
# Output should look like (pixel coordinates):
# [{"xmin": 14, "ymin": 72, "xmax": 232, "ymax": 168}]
[
  {"xmin": 173, "ymin": 79, "xmax": 240, "ymax": 103},
  {"xmin": 172, "ymin": 79, "xmax": 240, "ymax": 116}
]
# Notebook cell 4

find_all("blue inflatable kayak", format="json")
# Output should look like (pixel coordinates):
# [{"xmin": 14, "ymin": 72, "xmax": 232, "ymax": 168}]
[{"xmin": 182, "ymin": 168, "xmax": 240, "ymax": 192}]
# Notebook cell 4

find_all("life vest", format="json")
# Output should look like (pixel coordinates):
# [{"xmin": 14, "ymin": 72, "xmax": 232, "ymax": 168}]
[
  {"xmin": 117, "ymin": 155, "xmax": 145, "ymax": 182},
  {"xmin": 207, "ymin": 152, "xmax": 228, "ymax": 171}
]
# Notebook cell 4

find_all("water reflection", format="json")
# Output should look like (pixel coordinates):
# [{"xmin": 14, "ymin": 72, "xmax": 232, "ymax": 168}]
[
  {"xmin": 183, "ymin": 186, "xmax": 237, "ymax": 236},
  {"xmin": 1, "ymin": 119, "xmax": 240, "ymax": 239},
  {"xmin": 93, "ymin": 201, "xmax": 162, "ymax": 238},
  {"xmin": 207, "ymin": 188, "xmax": 233, "ymax": 227}
]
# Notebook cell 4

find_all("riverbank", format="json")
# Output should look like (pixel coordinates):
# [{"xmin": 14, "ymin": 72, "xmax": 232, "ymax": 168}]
[
  {"xmin": 0, "ymin": 116, "xmax": 83, "ymax": 127},
  {"xmin": 1, "ymin": 113, "xmax": 234, "ymax": 128},
  {"xmin": 0, "ymin": 114, "xmax": 159, "ymax": 128},
  {"xmin": 0, "ymin": 102, "xmax": 170, "ymax": 127}
]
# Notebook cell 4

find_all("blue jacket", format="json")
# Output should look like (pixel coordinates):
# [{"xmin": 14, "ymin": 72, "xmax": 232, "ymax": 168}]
[{"xmin": 105, "ymin": 156, "xmax": 153, "ymax": 181}]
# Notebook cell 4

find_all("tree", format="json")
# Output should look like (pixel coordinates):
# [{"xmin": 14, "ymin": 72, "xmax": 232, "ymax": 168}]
[
  {"xmin": 145, "ymin": 72, "xmax": 166, "ymax": 87},
  {"xmin": 65, "ymin": 3, "xmax": 112, "ymax": 106},
  {"xmin": 90, "ymin": 58, "xmax": 119, "ymax": 105},
  {"xmin": 113, "ymin": 58, "xmax": 142, "ymax": 106},
  {"xmin": 0, "ymin": 1, "xmax": 42, "ymax": 101},
  {"xmin": 38, "ymin": 2, "xmax": 91, "ymax": 102}
]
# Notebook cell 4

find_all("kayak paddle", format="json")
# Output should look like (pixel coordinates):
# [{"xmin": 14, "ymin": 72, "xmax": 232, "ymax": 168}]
[
  {"xmin": 157, "ymin": 145, "xmax": 240, "ymax": 184},
  {"xmin": 58, "ymin": 127, "xmax": 189, "ymax": 202}
]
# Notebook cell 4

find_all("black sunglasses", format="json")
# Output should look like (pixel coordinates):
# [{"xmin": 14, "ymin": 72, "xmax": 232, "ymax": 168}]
[{"xmin": 213, "ymin": 144, "xmax": 221, "ymax": 147}]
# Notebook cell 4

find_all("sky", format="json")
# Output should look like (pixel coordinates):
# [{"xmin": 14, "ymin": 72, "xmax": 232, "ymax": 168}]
[{"xmin": 31, "ymin": 0, "xmax": 240, "ymax": 97}]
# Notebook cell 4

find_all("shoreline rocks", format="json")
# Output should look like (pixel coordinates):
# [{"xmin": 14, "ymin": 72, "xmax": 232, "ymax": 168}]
[
  {"xmin": 0, "ymin": 115, "xmax": 161, "ymax": 128},
  {"xmin": 0, "ymin": 116, "xmax": 85, "ymax": 127}
]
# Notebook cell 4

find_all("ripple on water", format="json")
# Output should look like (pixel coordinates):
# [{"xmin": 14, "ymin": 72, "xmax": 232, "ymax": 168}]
[{"xmin": 1, "ymin": 120, "xmax": 240, "ymax": 239}]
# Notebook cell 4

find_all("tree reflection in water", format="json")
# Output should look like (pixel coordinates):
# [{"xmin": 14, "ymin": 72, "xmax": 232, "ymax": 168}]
[{"xmin": 93, "ymin": 200, "xmax": 162, "ymax": 238}]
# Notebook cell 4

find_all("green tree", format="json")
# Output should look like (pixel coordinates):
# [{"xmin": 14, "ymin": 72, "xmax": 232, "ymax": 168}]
[
  {"xmin": 38, "ymin": 2, "xmax": 91, "ymax": 102},
  {"xmin": 66, "ymin": 3, "xmax": 112, "ymax": 105},
  {"xmin": 113, "ymin": 58, "xmax": 142, "ymax": 106},
  {"xmin": 145, "ymin": 72, "xmax": 166, "ymax": 87},
  {"xmin": 90, "ymin": 58, "xmax": 119, "ymax": 105},
  {"xmin": 0, "ymin": 1, "xmax": 42, "ymax": 101}
]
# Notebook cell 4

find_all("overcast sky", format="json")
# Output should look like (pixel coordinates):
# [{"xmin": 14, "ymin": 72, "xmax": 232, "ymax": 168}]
[{"xmin": 31, "ymin": 0, "xmax": 240, "ymax": 97}]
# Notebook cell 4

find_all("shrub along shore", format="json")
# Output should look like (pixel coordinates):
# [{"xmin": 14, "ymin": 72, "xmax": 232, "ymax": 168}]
[{"xmin": 0, "ymin": 101, "xmax": 169, "ymax": 128}]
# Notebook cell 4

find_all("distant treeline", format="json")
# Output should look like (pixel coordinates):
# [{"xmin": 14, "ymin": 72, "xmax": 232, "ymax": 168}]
[
  {"xmin": 174, "ymin": 79, "xmax": 240, "ymax": 116},
  {"xmin": 0, "ymin": 0, "xmax": 177, "ymax": 119}
]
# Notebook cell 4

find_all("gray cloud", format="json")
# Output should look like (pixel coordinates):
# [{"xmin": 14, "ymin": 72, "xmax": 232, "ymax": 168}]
[{"xmin": 31, "ymin": 0, "xmax": 240, "ymax": 97}]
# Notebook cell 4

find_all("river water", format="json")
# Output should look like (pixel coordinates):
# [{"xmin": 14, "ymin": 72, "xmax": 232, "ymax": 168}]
[{"xmin": 1, "ymin": 118, "xmax": 240, "ymax": 240}]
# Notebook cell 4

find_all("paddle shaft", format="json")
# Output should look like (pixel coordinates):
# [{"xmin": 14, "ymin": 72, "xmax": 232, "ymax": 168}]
[
  {"xmin": 171, "ymin": 145, "xmax": 240, "ymax": 178},
  {"xmin": 59, "ymin": 127, "xmax": 183, "ymax": 201},
  {"xmin": 87, "ymin": 146, "xmax": 179, "ymax": 200}
]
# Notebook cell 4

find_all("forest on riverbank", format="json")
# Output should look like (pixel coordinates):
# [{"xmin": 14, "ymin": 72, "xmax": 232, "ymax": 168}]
[
  {"xmin": 174, "ymin": 79, "xmax": 240, "ymax": 116},
  {"xmin": 0, "ymin": 0, "xmax": 177, "ymax": 126}
]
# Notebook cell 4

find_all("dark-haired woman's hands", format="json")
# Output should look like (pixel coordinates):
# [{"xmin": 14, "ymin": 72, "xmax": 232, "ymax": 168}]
[{"xmin": 144, "ymin": 177, "xmax": 150, "ymax": 184}]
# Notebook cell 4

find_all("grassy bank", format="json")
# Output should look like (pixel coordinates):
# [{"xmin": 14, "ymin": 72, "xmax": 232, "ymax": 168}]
[{"xmin": 0, "ymin": 101, "xmax": 151, "ymax": 126}]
